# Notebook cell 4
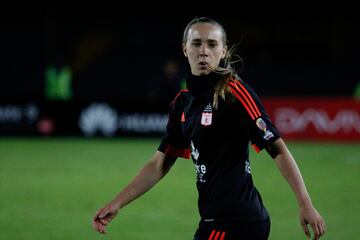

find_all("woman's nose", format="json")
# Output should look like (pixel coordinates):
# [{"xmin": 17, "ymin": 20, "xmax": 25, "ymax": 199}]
[{"xmin": 199, "ymin": 44, "xmax": 208, "ymax": 56}]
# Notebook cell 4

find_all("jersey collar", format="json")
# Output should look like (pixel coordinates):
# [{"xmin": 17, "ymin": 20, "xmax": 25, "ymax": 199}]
[{"xmin": 186, "ymin": 71, "xmax": 221, "ymax": 96}]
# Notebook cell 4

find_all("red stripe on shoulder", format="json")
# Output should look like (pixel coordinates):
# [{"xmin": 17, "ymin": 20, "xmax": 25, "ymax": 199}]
[
  {"xmin": 234, "ymin": 81, "xmax": 261, "ymax": 117},
  {"xmin": 171, "ymin": 89, "xmax": 189, "ymax": 105},
  {"xmin": 229, "ymin": 82, "xmax": 256, "ymax": 120}
]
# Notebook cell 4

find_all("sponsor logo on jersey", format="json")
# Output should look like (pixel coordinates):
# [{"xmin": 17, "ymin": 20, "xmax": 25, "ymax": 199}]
[
  {"xmin": 190, "ymin": 141, "xmax": 199, "ymax": 161},
  {"xmin": 245, "ymin": 160, "xmax": 251, "ymax": 174},
  {"xmin": 201, "ymin": 103, "xmax": 213, "ymax": 126},
  {"xmin": 256, "ymin": 118, "xmax": 274, "ymax": 140},
  {"xmin": 190, "ymin": 140, "xmax": 206, "ymax": 183}
]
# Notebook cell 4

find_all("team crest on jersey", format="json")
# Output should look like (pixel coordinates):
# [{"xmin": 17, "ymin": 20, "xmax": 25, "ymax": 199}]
[
  {"xmin": 201, "ymin": 103, "xmax": 213, "ymax": 126},
  {"xmin": 256, "ymin": 118, "xmax": 274, "ymax": 140}
]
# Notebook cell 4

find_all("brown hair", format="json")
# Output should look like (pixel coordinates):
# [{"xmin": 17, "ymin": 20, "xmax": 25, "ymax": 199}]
[{"xmin": 182, "ymin": 17, "xmax": 242, "ymax": 109}]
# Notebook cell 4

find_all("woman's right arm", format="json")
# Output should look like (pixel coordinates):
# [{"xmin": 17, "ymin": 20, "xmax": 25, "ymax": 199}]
[{"xmin": 92, "ymin": 151, "xmax": 177, "ymax": 234}]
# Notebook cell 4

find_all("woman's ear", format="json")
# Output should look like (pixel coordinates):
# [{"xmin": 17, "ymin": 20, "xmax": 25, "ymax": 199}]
[
  {"xmin": 182, "ymin": 43, "xmax": 188, "ymax": 57},
  {"xmin": 221, "ymin": 45, "xmax": 228, "ymax": 59}
]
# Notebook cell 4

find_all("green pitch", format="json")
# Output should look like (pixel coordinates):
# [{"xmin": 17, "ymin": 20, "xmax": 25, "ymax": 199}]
[{"xmin": 0, "ymin": 138, "xmax": 359, "ymax": 239}]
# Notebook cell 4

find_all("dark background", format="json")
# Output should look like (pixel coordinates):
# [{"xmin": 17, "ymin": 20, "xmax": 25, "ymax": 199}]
[{"xmin": 1, "ymin": 8, "xmax": 359, "ymax": 109}]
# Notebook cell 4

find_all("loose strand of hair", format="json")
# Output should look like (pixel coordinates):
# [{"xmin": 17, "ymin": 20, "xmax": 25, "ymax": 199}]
[{"xmin": 210, "ymin": 44, "xmax": 241, "ymax": 109}]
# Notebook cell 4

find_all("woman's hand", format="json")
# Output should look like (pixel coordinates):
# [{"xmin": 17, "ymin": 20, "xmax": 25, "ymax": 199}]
[
  {"xmin": 92, "ymin": 201, "xmax": 120, "ymax": 234},
  {"xmin": 91, "ymin": 151, "xmax": 176, "ymax": 235},
  {"xmin": 299, "ymin": 204, "xmax": 326, "ymax": 240}
]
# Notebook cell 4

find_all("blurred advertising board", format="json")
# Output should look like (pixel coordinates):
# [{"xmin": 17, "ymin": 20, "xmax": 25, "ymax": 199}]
[
  {"xmin": 0, "ymin": 98, "xmax": 359, "ymax": 141},
  {"xmin": 0, "ymin": 101, "xmax": 167, "ymax": 137},
  {"xmin": 263, "ymin": 98, "xmax": 360, "ymax": 141}
]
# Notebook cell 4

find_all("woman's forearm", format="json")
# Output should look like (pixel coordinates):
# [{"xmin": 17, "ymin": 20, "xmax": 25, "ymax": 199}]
[
  {"xmin": 112, "ymin": 151, "xmax": 175, "ymax": 209},
  {"xmin": 272, "ymin": 139, "xmax": 312, "ymax": 207}
]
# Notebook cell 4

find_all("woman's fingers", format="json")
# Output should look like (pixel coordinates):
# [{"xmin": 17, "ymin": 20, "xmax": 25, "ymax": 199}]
[
  {"xmin": 301, "ymin": 220, "xmax": 311, "ymax": 239},
  {"xmin": 92, "ymin": 207, "xmax": 109, "ymax": 234},
  {"xmin": 93, "ymin": 219, "xmax": 106, "ymax": 234}
]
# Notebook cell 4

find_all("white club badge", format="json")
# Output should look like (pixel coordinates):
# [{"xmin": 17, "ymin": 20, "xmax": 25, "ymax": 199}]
[{"xmin": 201, "ymin": 103, "xmax": 213, "ymax": 126}]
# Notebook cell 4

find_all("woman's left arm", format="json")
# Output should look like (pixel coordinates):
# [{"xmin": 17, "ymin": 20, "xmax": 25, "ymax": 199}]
[{"xmin": 267, "ymin": 138, "xmax": 326, "ymax": 240}]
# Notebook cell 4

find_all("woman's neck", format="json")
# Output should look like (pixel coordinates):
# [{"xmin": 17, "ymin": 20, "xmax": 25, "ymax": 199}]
[{"xmin": 186, "ymin": 71, "xmax": 222, "ymax": 96}]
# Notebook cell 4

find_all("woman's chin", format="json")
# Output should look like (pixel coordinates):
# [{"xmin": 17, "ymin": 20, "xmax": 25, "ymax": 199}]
[{"xmin": 197, "ymin": 68, "xmax": 211, "ymax": 75}]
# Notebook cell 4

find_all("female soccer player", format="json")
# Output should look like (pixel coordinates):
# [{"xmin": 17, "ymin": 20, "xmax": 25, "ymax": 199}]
[{"xmin": 93, "ymin": 17, "xmax": 326, "ymax": 240}]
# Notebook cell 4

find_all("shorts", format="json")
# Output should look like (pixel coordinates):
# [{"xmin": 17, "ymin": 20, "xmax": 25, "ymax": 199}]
[{"xmin": 193, "ymin": 218, "xmax": 270, "ymax": 240}]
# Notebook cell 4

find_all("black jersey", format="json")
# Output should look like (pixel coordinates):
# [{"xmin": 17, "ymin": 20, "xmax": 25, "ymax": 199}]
[{"xmin": 158, "ymin": 72, "xmax": 280, "ymax": 223}]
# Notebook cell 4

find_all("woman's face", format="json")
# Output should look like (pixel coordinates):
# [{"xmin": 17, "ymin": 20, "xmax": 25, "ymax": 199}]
[{"xmin": 183, "ymin": 23, "xmax": 227, "ymax": 76}]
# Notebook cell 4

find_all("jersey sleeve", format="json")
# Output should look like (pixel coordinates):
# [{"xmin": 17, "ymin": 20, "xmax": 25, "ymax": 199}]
[
  {"xmin": 158, "ymin": 91, "xmax": 191, "ymax": 159},
  {"xmin": 229, "ymin": 80, "xmax": 280, "ymax": 152}
]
